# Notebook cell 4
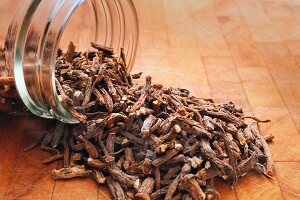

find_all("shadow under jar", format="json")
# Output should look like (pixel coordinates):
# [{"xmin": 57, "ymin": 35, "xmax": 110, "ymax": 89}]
[{"xmin": 0, "ymin": 0, "xmax": 138, "ymax": 123}]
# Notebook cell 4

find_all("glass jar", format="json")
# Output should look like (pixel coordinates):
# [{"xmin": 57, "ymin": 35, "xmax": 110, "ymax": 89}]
[{"xmin": 0, "ymin": 0, "xmax": 138, "ymax": 123}]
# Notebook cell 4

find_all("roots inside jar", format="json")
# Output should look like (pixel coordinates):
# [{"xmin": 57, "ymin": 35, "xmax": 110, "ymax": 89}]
[{"xmin": 0, "ymin": 48, "xmax": 28, "ymax": 115}]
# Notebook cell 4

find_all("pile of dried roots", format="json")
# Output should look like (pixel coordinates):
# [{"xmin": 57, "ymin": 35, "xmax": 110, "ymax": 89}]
[{"xmin": 24, "ymin": 42, "xmax": 274, "ymax": 200}]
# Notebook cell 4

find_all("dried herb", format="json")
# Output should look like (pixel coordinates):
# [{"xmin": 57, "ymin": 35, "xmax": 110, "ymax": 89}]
[{"xmin": 24, "ymin": 42, "xmax": 274, "ymax": 200}]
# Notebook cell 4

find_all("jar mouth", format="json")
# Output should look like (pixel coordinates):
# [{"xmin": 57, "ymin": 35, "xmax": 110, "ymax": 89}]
[{"xmin": 10, "ymin": 0, "xmax": 138, "ymax": 123}]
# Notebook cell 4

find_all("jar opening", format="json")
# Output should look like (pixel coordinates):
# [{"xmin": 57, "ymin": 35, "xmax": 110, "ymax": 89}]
[{"xmin": 8, "ymin": 0, "xmax": 138, "ymax": 123}]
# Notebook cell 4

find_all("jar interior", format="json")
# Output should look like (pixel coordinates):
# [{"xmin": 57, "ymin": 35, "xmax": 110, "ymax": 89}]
[
  {"xmin": 59, "ymin": 1, "xmax": 96, "ymax": 52},
  {"xmin": 1, "ymin": 0, "xmax": 138, "ymax": 123}
]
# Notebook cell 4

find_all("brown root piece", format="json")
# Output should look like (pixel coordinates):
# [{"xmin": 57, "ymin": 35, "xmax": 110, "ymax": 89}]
[
  {"xmin": 184, "ymin": 106, "xmax": 204, "ymax": 125},
  {"xmin": 24, "ymin": 132, "xmax": 45, "ymax": 151},
  {"xmin": 199, "ymin": 138, "xmax": 233, "ymax": 175},
  {"xmin": 51, "ymin": 121, "xmax": 64, "ymax": 148},
  {"xmin": 212, "ymin": 141, "xmax": 226, "ymax": 158},
  {"xmin": 160, "ymin": 180, "xmax": 173, "ymax": 186},
  {"xmin": 91, "ymin": 42, "xmax": 114, "ymax": 55},
  {"xmin": 151, "ymin": 186, "xmax": 169, "ymax": 200},
  {"xmin": 78, "ymin": 135, "xmax": 99, "ymax": 159},
  {"xmin": 243, "ymin": 124, "xmax": 255, "ymax": 143},
  {"xmin": 235, "ymin": 130, "xmax": 247, "ymax": 146},
  {"xmin": 216, "ymin": 131, "xmax": 238, "ymax": 186},
  {"xmin": 98, "ymin": 138, "xmax": 115, "ymax": 163},
  {"xmin": 82, "ymin": 77, "xmax": 93, "ymax": 106},
  {"xmin": 155, "ymin": 140, "xmax": 182, "ymax": 154},
  {"xmin": 64, "ymin": 41, "xmax": 76, "ymax": 63},
  {"xmin": 119, "ymin": 48, "xmax": 127, "ymax": 70},
  {"xmin": 63, "ymin": 127, "xmax": 70, "ymax": 167},
  {"xmin": 60, "ymin": 98, "xmax": 87, "ymax": 122},
  {"xmin": 106, "ymin": 69, "xmax": 124, "ymax": 84},
  {"xmin": 121, "ymin": 131, "xmax": 144, "ymax": 145},
  {"xmin": 129, "ymin": 76, "xmax": 151, "ymax": 113},
  {"xmin": 116, "ymin": 155, "xmax": 124, "ymax": 169},
  {"xmin": 72, "ymin": 153, "xmax": 83, "ymax": 161},
  {"xmin": 163, "ymin": 166, "xmax": 182, "ymax": 180},
  {"xmin": 205, "ymin": 110, "xmax": 244, "ymax": 127},
  {"xmin": 92, "ymin": 169, "xmax": 106, "ymax": 184},
  {"xmin": 172, "ymin": 192, "xmax": 183, "ymax": 200},
  {"xmin": 135, "ymin": 177, "xmax": 155, "ymax": 200},
  {"xmin": 182, "ymin": 193, "xmax": 193, "ymax": 200},
  {"xmin": 67, "ymin": 108, "xmax": 87, "ymax": 122},
  {"xmin": 263, "ymin": 134, "xmax": 275, "ymax": 143},
  {"xmin": 152, "ymin": 148, "xmax": 183, "ymax": 167},
  {"xmin": 183, "ymin": 141, "xmax": 201, "ymax": 157},
  {"xmin": 158, "ymin": 124, "xmax": 181, "ymax": 145},
  {"xmin": 74, "ymin": 101, "xmax": 96, "ymax": 111},
  {"xmin": 100, "ymin": 88, "xmax": 114, "ymax": 112},
  {"xmin": 106, "ymin": 113, "xmax": 127, "ymax": 127},
  {"xmin": 55, "ymin": 78, "xmax": 73, "ymax": 105},
  {"xmin": 164, "ymin": 154, "xmax": 186, "ymax": 166},
  {"xmin": 108, "ymin": 165, "xmax": 140, "ymax": 190},
  {"xmin": 141, "ymin": 115, "xmax": 157, "ymax": 138},
  {"xmin": 52, "ymin": 165, "xmax": 92, "ymax": 179},
  {"xmin": 196, "ymin": 166, "xmax": 222, "ymax": 181},
  {"xmin": 154, "ymin": 167, "xmax": 161, "ymax": 190},
  {"xmin": 237, "ymin": 152, "xmax": 258, "ymax": 177},
  {"xmin": 43, "ymin": 154, "xmax": 64, "ymax": 164},
  {"xmin": 249, "ymin": 143, "xmax": 267, "ymax": 164},
  {"xmin": 0, "ymin": 88, "xmax": 18, "ymax": 98},
  {"xmin": 40, "ymin": 144, "xmax": 60, "ymax": 155},
  {"xmin": 186, "ymin": 156, "xmax": 204, "ymax": 169},
  {"xmin": 242, "ymin": 116, "xmax": 271, "ymax": 123},
  {"xmin": 127, "ymin": 158, "xmax": 153, "ymax": 175},
  {"xmin": 87, "ymin": 158, "xmax": 107, "ymax": 170},
  {"xmin": 149, "ymin": 118, "xmax": 162, "ymax": 134},
  {"xmin": 178, "ymin": 174, "xmax": 206, "ymax": 200},
  {"xmin": 92, "ymin": 88, "xmax": 106, "ymax": 105},
  {"xmin": 124, "ymin": 147, "xmax": 135, "ymax": 170},
  {"xmin": 131, "ymin": 72, "xmax": 143, "ymax": 79},
  {"xmin": 69, "ymin": 141, "xmax": 85, "ymax": 151},
  {"xmin": 251, "ymin": 122, "xmax": 274, "ymax": 175},
  {"xmin": 205, "ymin": 179, "xmax": 220, "ymax": 200},
  {"xmin": 165, "ymin": 163, "xmax": 191, "ymax": 200},
  {"xmin": 106, "ymin": 132, "xmax": 115, "ymax": 156},
  {"xmin": 106, "ymin": 176, "xmax": 126, "ymax": 200},
  {"xmin": 203, "ymin": 116, "xmax": 215, "ymax": 131},
  {"xmin": 104, "ymin": 76, "xmax": 119, "ymax": 101},
  {"xmin": 41, "ymin": 132, "xmax": 52, "ymax": 146}
]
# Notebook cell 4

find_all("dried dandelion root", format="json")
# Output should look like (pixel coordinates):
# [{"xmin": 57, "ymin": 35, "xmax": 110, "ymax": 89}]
[{"xmin": 27, "ymin": 42, "xmax": 275, "ymax": 200}]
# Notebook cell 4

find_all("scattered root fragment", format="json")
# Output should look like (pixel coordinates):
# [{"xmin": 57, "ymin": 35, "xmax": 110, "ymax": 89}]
[{"xmin": 52, "ymin": 165, "xmax": 92, "ymax": 179}]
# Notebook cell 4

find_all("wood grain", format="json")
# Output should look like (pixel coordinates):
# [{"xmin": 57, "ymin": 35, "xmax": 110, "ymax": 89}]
[
  {"xmin": 275, "ymin": 162, "xmax": 300, "ymax": 200},
  {"xmin": 1, "ymin": 0, "xmax": 300, "ymax": 199}
]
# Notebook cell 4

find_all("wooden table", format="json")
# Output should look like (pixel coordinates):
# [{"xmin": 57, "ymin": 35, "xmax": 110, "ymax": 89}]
[{"xmin": 1, "ymin": 0, "xmax": 300, "ymax": 199}]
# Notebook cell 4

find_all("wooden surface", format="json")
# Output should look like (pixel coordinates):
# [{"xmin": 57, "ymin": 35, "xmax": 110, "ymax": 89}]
[{"xmin": 1, "ymin": 0, "xmax": 300, "ymax": 199}]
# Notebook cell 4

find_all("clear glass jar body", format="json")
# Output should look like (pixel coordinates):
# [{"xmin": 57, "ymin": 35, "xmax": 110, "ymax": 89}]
[{"xmin": 0, "ymin": 0, "xmax": 138, "ymax": 123}]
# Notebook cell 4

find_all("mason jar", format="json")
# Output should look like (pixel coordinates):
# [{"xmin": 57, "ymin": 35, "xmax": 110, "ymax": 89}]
[{"xmin": 0, "ymin": 0, "xmax": 138, "ymax": 123}]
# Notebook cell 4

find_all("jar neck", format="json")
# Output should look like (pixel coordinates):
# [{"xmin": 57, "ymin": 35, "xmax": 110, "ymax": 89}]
[{"xmin": 5, "ymin": 0, "xmax": 138, "ymax": 123}]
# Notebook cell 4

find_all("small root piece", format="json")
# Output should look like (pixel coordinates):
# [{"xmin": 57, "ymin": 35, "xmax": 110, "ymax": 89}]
[
  {"xmin": 242, "ymin": 116, "xmax": 271, "ymax": 123},
  {"xmin": 24, "ymin": 132, "xmax": 45, "ymax": 151},
  {"xmin": 52, "ymin": 165, "xmax": 92, "ymax": 179},
  {"xmin": 43, "ymin": 154, "xmax": 64, "ymax": 164},
  {"xmin": 264, "ymin": 134, "xmax": 275, "ymax": 143}
]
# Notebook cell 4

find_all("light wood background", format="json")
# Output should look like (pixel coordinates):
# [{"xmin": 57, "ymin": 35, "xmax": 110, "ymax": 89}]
[{"xmin": 1, "ymin": 0, "xmax": 300, "ymax": 199}]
